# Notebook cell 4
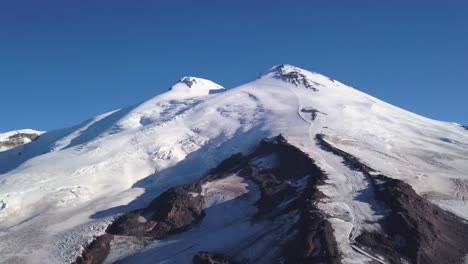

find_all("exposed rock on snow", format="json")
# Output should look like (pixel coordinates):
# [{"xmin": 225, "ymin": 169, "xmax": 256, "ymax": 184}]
[
  {"xmin": 75, "ymin": 135, "xmax": 340, "ymax": 264},
  {"xmin": 369, "ymin": 174, "xmax": 468, "ymax": 264},
  {"xmin": 0, "ymin": 199, "xmax": 7, "ymax": 210},
  {"xmin": 0, "ymin": 129, "xmax": 43, "ymax": 152},
  {"xmin": 300, "ymin": 107, "xmax": 325, "ymax": 121},
  {"xmin": 316, "ymin": 134, "xmax": 375, "ymax": 174},
  {"xmin": 264, "ymin": 64, "xmax": 321, "ymax": 91},
  {"xmin": 107, "ymin": 183, "xmax": 205, "ymax": 238},
  {"xmin": 317, "ymin": 134, "xmax": 468, "ymax": 264}
]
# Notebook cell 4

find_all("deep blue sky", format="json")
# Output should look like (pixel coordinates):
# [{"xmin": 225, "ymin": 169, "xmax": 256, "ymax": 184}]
[{"xmin": 1, "ymin": 0, "xmax": 467, "ymax": 132}]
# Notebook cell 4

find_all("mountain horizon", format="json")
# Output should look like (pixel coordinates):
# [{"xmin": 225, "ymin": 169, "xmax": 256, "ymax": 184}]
[{"xmin": 1, "ymin": 64, "xmax": 467, "ymax": 264}]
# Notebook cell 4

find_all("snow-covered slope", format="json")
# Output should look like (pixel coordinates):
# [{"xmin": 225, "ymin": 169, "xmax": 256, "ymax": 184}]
[
  {"xmin": 0, "ymin": 129, "xmax": 43, "ymax": 152},
  {"xmin": 0, "ymin": 65, "xmax": 467, "ymax": 264}
]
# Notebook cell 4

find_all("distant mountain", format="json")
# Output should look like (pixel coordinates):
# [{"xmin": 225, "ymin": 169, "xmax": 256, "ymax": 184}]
[
  {"xmin": 0, "ymin": 129, "xmax": 43, "ymax": 152},
  {"xmin": 1, "ymin": 65, "xmax": 467, "ymax": 264}
]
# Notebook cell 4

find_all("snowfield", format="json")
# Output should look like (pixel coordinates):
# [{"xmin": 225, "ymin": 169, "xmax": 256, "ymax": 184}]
[{"xmin": 0, "ymin": 65, "xmax": 467, "ymax": 263}]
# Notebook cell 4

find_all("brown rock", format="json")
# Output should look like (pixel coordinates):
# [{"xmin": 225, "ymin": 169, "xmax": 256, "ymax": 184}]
[{"xmin": 74, "ymin": 234, "xmax": 113, "ymax": 264}]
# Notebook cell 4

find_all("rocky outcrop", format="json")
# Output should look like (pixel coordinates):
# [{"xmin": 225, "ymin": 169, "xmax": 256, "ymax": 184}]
[
  {"xmin": 316, "ymin": 134, "xmax": 374, "ymax": 173},
  {"xmin": 76, "ymin": 183, "xmax": 205, "ymax": 264},
  {"xmin": 75, "ymin": 234, "xmax": 113, "ymax": 264},
  {"xmin": 74, "ymin": 135, "xmax": 340, "ymax": 264},
  {"xmin": 248, "ymin": 136, "xmax": 340, "ymax": 263},
  {"xmin": 370, "ymin": 174, "xmax": 468, "ymax": 264},
  {"xmin": 300, "ymin": 107, "xmax": 325, "ymax": 121},
  {"xmin": 247, "ymin": 136, "xmax": 327, "ymax": 214},
  {"xmin": 316, "ymin": 133, "xmax": 468, "ymax": 264},
  {"xmin": 9, "ymin": 132, "xmax": 39, "ymax": 142},
  {"xmin": 283, "ymin": 186, "xmax": 340, "ymax": 264},
  {"xmin": 269, "ymin": 64, "xmax": 320, "ymax": 91},
  {"xmin": 180, "ymin": 77, "xmax": 198, "ymax": 88},
  {"xmin": 0, "ymin": 131, "xmax": 41, "ymax": 150},
  {"xmin": 108, "ymin": 184, "xmax": 204, "ymax": 238}
]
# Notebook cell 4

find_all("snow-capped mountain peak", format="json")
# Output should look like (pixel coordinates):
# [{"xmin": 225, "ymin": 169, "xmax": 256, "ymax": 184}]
[
  {"xmin": 168, "ymin": 76, "xmax": 225, "ymax": 97},
  {"xmin": 0, "ymin": 129, "xmax": 43, "ymax": 152},
  {"xmin": 1, "ymin": 65, "xmax": 468, "ymax": 264},
  {"xmin": 260, "ymin": 64, "xmax": 335, "ymax": 91}
]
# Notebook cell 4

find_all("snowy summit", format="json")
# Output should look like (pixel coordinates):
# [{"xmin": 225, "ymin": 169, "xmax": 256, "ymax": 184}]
[
  {"xmin": 0, "ymin": 129, "xmax": 43, "ymax": 152},
  {"xmin": 0, "ymin": 65, "xmax": 467, "ymax": 264},
  {"xmin": 168, "ymin": 76, "xmax": 225, "ymax": 97}
]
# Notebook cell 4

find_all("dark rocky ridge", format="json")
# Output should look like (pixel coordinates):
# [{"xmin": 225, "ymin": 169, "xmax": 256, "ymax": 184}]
[
  {"xmin": 370, "ymin": 174, "xmax": 468, "ymax": 264},
  {"xmin": 300, "ymin": 107, "xmax": 325, "ymax": 121},
  {"xmin": 316, "ymin": 133, "xmax": 468, "ymax": 264},
  {"xmin": 108, "ymin": 184, "xmax": 205, "ymax": 238},
  {"xmin": 316, "ymin": 134, "xmax": 374, "ymax": 174},
  {"xmin": 180, "ymin": 77, "xmax": 198, "ymax": 88},
  {"xmin": 282, "ymin": 184, "xmax": 340, "ymax": 264},
  {"xmin": 74, "ymin": 135, "xmax": 340, "ymax": 264},
  {"xmin": 248, "ymin": 136, "xmax": 341, "ymax": 263},
  {"xmin": 462, "ymin": 125, "xmax": 468, "ymax": 131},
  {"xmin": 270, "ymin": 64, "xmax": 320, "ymax": 91}
]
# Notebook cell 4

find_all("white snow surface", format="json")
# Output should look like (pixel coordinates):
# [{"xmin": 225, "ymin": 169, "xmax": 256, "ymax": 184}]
[{"xmin": 0, "ymin": 65, "xmax": 467, "ymax": 263}]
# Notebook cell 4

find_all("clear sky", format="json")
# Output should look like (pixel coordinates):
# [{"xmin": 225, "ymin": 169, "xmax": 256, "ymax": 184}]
[{"xmin": 0, "ymin": 0, "xmax": 467, "ymax": 132}]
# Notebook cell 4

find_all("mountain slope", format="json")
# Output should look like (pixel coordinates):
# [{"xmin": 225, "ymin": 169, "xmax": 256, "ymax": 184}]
[{"xmin": 0, "ymin": 65, "xmax": 467, "ymax": 264}]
